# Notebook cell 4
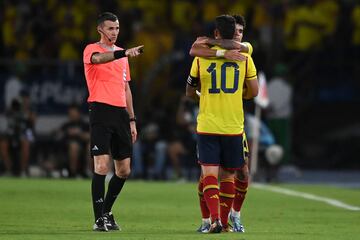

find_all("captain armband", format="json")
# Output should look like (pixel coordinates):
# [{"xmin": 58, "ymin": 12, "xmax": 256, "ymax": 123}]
[
  {"xmin": 114, "ymin": 50, "xmax": 127, "ymax": 59},
  {"xmin": 187, "ymin": 75, "xmax": 199, "ymax": 87}
]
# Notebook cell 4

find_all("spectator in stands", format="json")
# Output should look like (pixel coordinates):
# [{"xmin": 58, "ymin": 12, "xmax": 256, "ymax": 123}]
[
  {"xmin": 2, "ymin": 92, "xmax": 36, "ymax": 177},
  {"xmin": 167, "ymin": 96, "xmax": 198, "ymax": 181},
  {"xmin": 132, "ymin": 122, "xmax": 167, "ymax": 180},
  {"xmin": 57, "ymin": 104, "xmax": 90, "ymax": 178}
]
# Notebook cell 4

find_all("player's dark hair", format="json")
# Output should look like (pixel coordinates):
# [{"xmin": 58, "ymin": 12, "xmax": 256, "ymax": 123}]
[
  {"xmin": 233, "ymin": 14, "xmax": 246, "ymax": 29},
  {"xmin": 215, "ymin": 15, "xmax": 235, "ymax": 39},
  {"xmin": 97, "ymin": 12, "xmax": 118, "ymax": 26}
]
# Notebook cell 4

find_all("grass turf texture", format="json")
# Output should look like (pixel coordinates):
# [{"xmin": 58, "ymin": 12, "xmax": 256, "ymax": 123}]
[{"xmin": 0, "ymin": 178, "xmax": 359, "ymax": 240}]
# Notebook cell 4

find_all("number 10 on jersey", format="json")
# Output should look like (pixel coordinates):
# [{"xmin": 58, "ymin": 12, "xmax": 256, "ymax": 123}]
[{"xmin": 207, "ymin": 62, "xmax": 240, "ymax": 94}]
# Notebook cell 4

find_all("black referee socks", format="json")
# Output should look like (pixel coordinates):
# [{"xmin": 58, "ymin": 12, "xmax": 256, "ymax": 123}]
[{"xmin": 103, "ymin": 174, "xmax": 126, "ymax": 214}]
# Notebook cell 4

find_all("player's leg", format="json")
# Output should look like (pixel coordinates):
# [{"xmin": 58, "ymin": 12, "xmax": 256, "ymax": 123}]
[
  {"xmin": 196, "ymin": 172, "xmax": 211, "ymax": 233},
  {"xmin": 230, "ymin": 164, "xmax": 248, "ymax": 232},
  {"xmin": 220, "ymin": 134, "xmax": 247, "ymax": 232},
  {"xmin": 218, "ymin": 169, "xmax": 235, "ymax": 232},
  {"xmin": 230, "ymin": 133, "xmax": 250, "ymax": 232},
  {"xmin": 201, "ymin": 165, "xmax": 222, "ymax": 233},
  {"xmin": 197, "ymin": 134, "xmax": 222, "ymax": 233}
]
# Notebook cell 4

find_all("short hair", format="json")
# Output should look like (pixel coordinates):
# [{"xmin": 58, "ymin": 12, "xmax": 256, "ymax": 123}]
[
  {"xmin": 97, "ymin": 12, "xmax": 118, "ymax": 26},
  {"xmin": 233, "ymin": 14, "xmax": 246, "ymax": 29},
  {"xmin": 215, "ymin": 15, "xmax": 235, "ymax": 39}
]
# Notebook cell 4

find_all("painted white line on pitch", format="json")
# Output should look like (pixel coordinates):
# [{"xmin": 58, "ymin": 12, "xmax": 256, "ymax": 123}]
[{"xmin": 253, "ymin": 183, "xmax": 360, "ymax": 211}]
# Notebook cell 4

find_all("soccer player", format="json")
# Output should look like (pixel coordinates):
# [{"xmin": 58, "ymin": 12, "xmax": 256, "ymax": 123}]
[
  {"xmin": 190, "ymin": 16, "xmax": 253, "ymax": 62},
  {"xmin": 186, "ymin": 15, "xmax": 258, "ymax": 233},
  {"xmin": 83, "ymin": 12, "xmax": 143, "ymax": 232},
  {"xmin": 190, "ymin": 14, "xmax": 256, "ymax": 233}
]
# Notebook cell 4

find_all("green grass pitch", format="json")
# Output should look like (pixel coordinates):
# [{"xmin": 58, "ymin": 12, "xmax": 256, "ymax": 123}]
[{"xmin": 0, "ymin": 178, "xmax": 359, "ymax": 240}]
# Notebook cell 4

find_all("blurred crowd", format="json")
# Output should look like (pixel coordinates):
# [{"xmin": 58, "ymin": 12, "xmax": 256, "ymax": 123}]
[
  {"xmin": 1, "ymin": 0, "xmax": 360, "ymax": 178},
  {"xmin": 2, "ymin": 0, "xmax": 360, "ymax": 62}
]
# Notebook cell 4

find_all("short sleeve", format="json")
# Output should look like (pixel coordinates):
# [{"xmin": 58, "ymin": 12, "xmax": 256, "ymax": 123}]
[
  {"xmin": 83, "ymin": 44, "xmax": 98, "ymax": 64},
  {"xmin": 245, "ymin": 56, "xmax": 257, "ymax": 81},
  {"xmin": 243, "ymin": 42, "xmax": 253, "ymax": 56},
  {"xmin": 190, "ymin": 57, "xmax": 199, "ymax": 78}
]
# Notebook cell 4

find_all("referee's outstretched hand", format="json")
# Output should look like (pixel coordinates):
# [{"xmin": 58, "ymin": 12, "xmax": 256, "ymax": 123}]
[{"xmin": 125, "ymin": 45, "xmax": 144, "ymax": 57}]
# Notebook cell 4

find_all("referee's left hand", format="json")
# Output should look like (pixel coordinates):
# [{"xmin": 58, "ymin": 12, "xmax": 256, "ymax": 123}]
[
  {"xmin": 130, "ymin": 122, "xmax": 137, "ymax": 143},
  {"xmin": 125, "ymin": 45, "xmax": 144, "ymax": 58}
]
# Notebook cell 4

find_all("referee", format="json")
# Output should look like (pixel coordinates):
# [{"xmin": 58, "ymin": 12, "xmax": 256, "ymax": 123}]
[{"xmin": 83, "ymin": 12, "xmax": 143, "ymax": 232}]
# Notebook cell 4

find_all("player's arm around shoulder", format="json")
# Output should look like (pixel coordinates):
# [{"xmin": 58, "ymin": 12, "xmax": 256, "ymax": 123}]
[
  {"xmin": 189, "ymin": 36, "xmax": 216, "ymax": 58},
  {"xmin": 189, "ymin": 37, "xmax": 248, "ymax": 61}
]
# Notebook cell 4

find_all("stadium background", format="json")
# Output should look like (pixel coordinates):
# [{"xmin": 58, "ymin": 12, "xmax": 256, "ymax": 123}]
[{"xmin": 1, "ymin": 0, "xmax": 360, "ymax": 179}]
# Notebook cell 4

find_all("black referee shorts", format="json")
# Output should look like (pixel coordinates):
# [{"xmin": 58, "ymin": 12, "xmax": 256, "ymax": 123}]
[{"xmin": 89, "ymin": 102, "xmax": 132, "ymax": 160}]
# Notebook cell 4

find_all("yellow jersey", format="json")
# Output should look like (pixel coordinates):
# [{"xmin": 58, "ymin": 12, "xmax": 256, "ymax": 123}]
[
  {"xmin": 243, "ymin": 42, "xmax": 253, "ymax": 56},
  {"xmin": 190, "ymin": 47, "xmax": 257, "ymax": 135}
]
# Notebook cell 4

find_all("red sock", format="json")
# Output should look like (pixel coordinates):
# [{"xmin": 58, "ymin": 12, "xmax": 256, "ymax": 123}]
[
  {"xmin": 219, "ymin": 178, "xmax": 235, "ymax": 227},
  {"xmin": 203, "ymin": 175, "xmax": 219, "ymax": 222},
  {"xmin": 233, "ymin": 177, "xmax": 248, "ymax": 212},
  {"xmin": 198, "ymin": 177, "xmax": 210, "ymax": 219}
]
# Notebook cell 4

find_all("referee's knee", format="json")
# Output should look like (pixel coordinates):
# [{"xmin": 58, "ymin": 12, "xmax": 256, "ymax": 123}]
[
  {"xmin": 94, "ymin": 163, "xmax": 109, "ymax": 175},
  {"xmin": 115, "ymin": 168, "xmax": 131, "ymax": 179}
]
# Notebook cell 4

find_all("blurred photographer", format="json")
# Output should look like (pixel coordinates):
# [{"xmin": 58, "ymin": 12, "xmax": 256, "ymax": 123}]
[
  {"xmin": 1, "ymin": 93, "xmax": 36, "ymax": 177},
  {"xmin": 167, "ymin": 96, "xmax": 199, "ymax": 180},
  {"xmin": 57, "ymin": 104, "xmax": 90, "ymax": 178}
]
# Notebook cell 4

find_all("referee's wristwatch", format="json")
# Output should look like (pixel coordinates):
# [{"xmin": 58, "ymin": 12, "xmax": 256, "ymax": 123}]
[{"xmin": 129, "ymin": 116, "xmax": 137, "ymax": 122}]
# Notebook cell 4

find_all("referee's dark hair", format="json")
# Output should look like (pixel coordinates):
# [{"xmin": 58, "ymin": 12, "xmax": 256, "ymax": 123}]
[
  {"xmin": 215, "ymin": 15, "xmax": 235, "ymax": 40},
  {"xmin": 97, "ymin": 12, "xmax": 118, "ymax": 26},
  {"xmin": 233, "ymin": 14, "xmax": 246, "ymax": 29}
]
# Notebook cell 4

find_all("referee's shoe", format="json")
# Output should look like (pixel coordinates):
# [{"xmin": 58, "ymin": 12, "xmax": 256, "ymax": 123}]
[
  {"xmin": 103, "ymin": 212, "xmax": 120, "ymax": 231},
  {"xmin": 93, "ymin": 217, "xmax": 108, "ymax": 232}
]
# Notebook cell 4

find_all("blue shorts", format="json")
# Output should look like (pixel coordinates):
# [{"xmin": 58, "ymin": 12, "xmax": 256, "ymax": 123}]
[{"xmin": 197, "ymin": 134, "xmax": 247, "ymax": 170}]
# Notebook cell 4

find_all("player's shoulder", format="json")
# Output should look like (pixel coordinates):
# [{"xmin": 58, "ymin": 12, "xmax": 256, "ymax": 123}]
[
  {"xmin": 242, "ymin": 42, "xmax": 253, "ymax": 49},
  {"xmin": 243, "ymin": 42, "xmax": 253, "ymax": 56}
]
